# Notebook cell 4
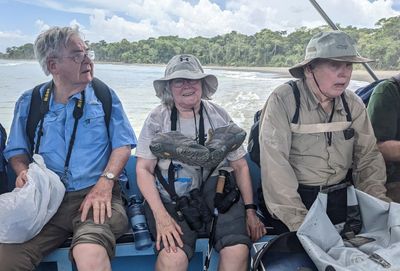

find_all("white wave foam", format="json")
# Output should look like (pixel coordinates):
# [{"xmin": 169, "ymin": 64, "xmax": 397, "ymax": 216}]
[{"xmin": 0, "ymin": 63, "xmax": 23, "ymax": 66}]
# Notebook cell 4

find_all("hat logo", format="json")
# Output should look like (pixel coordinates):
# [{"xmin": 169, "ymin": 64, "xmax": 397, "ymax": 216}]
[
  {"xmin": 336, "ymin": 44, "xmax": 348, "ymax": 50},
  {"xmin": 180, "ymin": 56, "xmax": 190, "ymax": 62}
]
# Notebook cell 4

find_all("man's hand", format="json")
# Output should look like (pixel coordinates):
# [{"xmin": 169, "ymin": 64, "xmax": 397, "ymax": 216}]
[
  {"xmin": 79, "ymin": 177, "xmax": 114, "ymax": 224},
  {"xmin": 9, "ymin": 154, "xmax": 30, "ymax": 188},
  {"xmin": 246, "ymin": 209, "xmax": 267, "ymax": 242},
  {"xmin": 15, "ymin": 169, "xmax": 28, "ymax": 188}
]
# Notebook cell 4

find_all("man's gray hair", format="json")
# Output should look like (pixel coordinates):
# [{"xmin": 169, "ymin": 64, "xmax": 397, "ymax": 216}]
[
  {"xmin": 160, "ymin": 80, "xmax": 212, "ymax": 108},
  {"xmin": 34, "ymin": 26, "xmax": 83, "ymax": 76}
]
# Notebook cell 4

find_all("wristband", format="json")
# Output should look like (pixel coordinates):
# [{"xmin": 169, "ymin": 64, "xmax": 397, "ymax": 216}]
[{"xmin": 244, "ymin": 203, "xmax": 257, "ymax": 210}]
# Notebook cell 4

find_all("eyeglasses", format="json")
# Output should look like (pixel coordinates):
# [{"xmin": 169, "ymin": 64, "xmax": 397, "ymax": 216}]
[
  {"xmin": 61, "ymin": 50, "xmax": 95, "ymax": 64},
  {"xmin": 170, "ymin": 78, "xmax": 200, "ymax": 88}
]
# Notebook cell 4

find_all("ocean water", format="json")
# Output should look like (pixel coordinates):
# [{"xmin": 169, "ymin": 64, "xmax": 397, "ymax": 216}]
[{"xmin": 0, "ymin": 59, "xmax": 368, "ymax": 140}]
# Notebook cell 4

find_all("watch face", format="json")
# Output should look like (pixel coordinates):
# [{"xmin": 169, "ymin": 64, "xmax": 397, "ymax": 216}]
[
  {"xmin": 106, "ymin": 172, "xmax": 115, "ymax": 179},
  {"xmin": 102, "ymin": 172, "xmax": 116, "ymax": 180}
]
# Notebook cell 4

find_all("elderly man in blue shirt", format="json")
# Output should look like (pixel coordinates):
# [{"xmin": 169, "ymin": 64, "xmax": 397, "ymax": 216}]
[{"xmin": 0, "ymin": 26, "xmax": 137, "ymax": 271}]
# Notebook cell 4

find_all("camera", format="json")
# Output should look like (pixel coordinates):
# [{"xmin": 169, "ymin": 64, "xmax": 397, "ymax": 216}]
[
  {"xmin": 190, "ymin": 189, "xmax": 212, "ymax": 224},
  {"xmin": 176, "ymin": 189, "xmax": 212, "ymax": 231}
]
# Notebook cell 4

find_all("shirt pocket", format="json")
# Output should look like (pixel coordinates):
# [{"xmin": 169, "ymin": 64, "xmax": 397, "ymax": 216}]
[
  {"xmin": 41, "ymin": 112, "xmax": 63, "ymax": 144},
  {"xmin": 330, "ymin": 130, "xmax": 354, "ymax": 168},
  {"xmin": 80, "ymin": 104, "xmax": 107, "ymax": 144},
  {"xmin": 83, "ymin": 104, "xmax": 105, "ymax": 127},
  {"xmin": 291, "ymin": 132, "xmax": 321, "ymax": 154}
]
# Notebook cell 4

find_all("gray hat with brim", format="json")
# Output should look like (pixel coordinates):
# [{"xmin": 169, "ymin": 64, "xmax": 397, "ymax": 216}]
[
  {"xmin": 289, "ymin": 31, "xmax": 373, "ymax": 78},
  {"xmin": 154, "ymin": 54, "xmax": 218, "ymax": 98}
]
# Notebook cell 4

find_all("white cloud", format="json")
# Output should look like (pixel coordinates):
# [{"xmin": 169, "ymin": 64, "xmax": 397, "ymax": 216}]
[
  {"xmin": 35, "ymin": 19, "xmax": 50, "ymax": 33},
  {"xmin": 86, "ymin": 9, "xmax": 156, "ymax": 42},
  {"xmin": 0, "ymin": 31, "xmax": 33, "ymax": 52},
  {"xmin": 80, "ymin": 0, "xmax": 399, "ymax": 42},
  {"xmin": 2, "ymin": 0, "xmax": 399, "ymax": 52}
]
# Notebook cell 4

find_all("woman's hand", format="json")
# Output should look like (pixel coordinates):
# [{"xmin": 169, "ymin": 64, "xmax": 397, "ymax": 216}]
[
  {"xmin": 154, "ymin": 211, "xmax": 184, "ymax": 253},
  {"xmin": 246, "ymin": 209, "xmax": 267, "ymax": 242}
]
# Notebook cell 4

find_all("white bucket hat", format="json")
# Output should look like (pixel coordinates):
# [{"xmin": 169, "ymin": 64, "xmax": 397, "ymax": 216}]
[
  {"xmin": 153, "ymin": 54, "xmax": 218, "ymax": 98},
  {"xmin": 289, "ymin": 31, "xmax": 373, "ymax": 78}
]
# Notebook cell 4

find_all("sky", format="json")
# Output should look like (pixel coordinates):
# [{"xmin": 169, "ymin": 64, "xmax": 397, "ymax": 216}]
[{"xmin": 0, "ymin": 0, "xmax": 400, "ymax": 53}]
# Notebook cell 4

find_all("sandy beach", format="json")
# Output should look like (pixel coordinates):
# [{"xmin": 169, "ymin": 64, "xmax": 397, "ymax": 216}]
[{"xmin": 206, "ymin": 65, "xmax": 397, "ymax": 83}]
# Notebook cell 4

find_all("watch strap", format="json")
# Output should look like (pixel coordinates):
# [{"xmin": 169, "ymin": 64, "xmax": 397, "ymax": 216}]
[{"xmin": 244, "ymin": 203, "xmax": 257, "ymax": 210}]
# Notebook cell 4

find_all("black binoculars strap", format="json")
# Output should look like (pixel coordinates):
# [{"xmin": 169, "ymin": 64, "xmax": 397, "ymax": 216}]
[
  {"xmin": 64, "ymin": 91, "xmax": 85, "ymax": 174},
  {"xmin": 170, "ymin": 102, "xmax": 206, "ymax": 145}
]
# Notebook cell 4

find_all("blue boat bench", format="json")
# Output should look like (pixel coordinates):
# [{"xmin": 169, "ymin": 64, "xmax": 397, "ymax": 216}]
[{"xmin": 33, "ymin": 154, "xmax": 265, "ymax": 271}]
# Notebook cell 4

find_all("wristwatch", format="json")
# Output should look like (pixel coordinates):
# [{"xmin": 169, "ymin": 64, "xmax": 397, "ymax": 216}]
[
  {"xmin": 101, "ymin": 171, "xmax": 119, "ymax": 181},
  {"xmin": 244, "ymin": 203, "xmax": 258, "ymax": 211}
]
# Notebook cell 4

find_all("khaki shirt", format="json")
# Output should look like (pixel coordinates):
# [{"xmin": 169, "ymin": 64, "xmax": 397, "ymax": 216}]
[{"xmin": 259, "ymin": 79, "xmax": 388, "ymax": 231}]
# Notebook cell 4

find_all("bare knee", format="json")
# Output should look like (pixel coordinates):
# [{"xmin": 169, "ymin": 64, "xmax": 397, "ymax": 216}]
[
  {"xmin": 156, "ymin": 248, "xmax": 188, "ymax": 271},
  {"xmin": 219, "ymin": 244, "xmax": 249, "ymax": 271},
  {"xmin": 72, "ymin": 243, "xmax": 111, "ymax": 271}
]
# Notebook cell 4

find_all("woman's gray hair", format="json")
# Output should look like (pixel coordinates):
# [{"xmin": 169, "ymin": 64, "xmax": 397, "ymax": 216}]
[
  {"xmin": 34, "ymin": 26, "xmax": 83, "ymax": 76},
  {"xmin": 160, "ymin": 80, "xmax": 212, "ymax": 108}
]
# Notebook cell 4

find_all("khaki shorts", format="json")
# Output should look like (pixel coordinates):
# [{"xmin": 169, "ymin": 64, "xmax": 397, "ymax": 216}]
[
  {"xmin": 145, "ymin": 175, "xmax": 251, "ymax": 260},
  {"xmin": 0, "ymin": 185, "xmax": 128, "ymax": 271}
]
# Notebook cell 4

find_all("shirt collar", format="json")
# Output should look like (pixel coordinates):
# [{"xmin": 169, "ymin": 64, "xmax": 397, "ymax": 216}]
[{"xmin": 300, "ymin": 79, "xmax": 347, "ymax": 114}]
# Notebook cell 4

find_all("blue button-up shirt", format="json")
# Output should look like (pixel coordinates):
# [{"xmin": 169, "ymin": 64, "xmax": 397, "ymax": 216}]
[{"xmin": 4, "ymin": 80, "xmax": 137, "ymax": 191}]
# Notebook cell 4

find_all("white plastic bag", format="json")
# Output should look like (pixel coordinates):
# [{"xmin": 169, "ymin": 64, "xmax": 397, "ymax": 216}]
[
  {"xmin": 297, "ymin": 186, "xmax": 400, "ymax": 271},
  {"xmin": 0, "ymin": 154, "xmax": 65, "ymax": 243}
]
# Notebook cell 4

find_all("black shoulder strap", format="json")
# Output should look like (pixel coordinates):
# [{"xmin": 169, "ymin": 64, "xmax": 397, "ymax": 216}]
[
  {"xmin": 340, "ymin": 93, "xmax": 352, "ymax": 122},
  {"xmin": 286, "ymin": 80, "xmax": 301, "ymax": 124},
  {"xmin": 91, "ymin": 77, "xmax": 112, "ymax": 136},
  {"xmin": 171, "ymin": 106, "xmax": 178, "ymax": 131},
  {"xmin": 27, "ymin": 82, "xmax": 47, "ymax": 155}
]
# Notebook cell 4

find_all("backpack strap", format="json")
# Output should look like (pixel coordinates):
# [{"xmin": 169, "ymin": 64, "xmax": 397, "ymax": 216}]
[
  {"xmin": 26, "ymin": 82, "xmax": 47, "ymax": 156},
  {"xmin": 287, "ymin": 80, "xmax": 301, "ymax": 124},
  {"xmin": 340, "ymin": 93, "xmax": 352, "ymax": 122},
  {"xmin": 91, "ymin": 77, "xmax": 112, "ymax": 137}
]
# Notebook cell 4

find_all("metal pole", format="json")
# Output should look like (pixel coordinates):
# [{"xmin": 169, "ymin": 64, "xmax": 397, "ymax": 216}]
[{"xmin": 309, "ymin": 0, "xmax": 379, "ymax": 81}]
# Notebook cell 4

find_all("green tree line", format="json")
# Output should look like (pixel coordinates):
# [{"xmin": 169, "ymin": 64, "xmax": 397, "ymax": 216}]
[{"xmin": 2, "ymin": 16, "xmax": 400, "ymax": 70}]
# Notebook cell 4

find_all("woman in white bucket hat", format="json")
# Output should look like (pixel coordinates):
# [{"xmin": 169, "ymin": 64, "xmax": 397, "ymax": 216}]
[
  {"xmin": 259, "ymin": 31, "xmax": 391, "ymax": 233},
  {"xmin": 136, "ymin": 54, "xmax": 265, "ymax": 271}
]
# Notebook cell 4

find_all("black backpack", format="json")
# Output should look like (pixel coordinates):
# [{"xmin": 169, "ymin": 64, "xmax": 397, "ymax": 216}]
[
  {"xmin": 251, "ymin": 231, "xmax": 317, "ymax": 271},
  {"xmin": 355, "ymin": 77, "xmax": 400, "ymax": 107},
  {"xmin": 247, "ymin": 80, "xmax": 300, "ymax": 167},
  {"xmin": 26, "ymin": 77, "xmax": 112, "ymax": 155}
]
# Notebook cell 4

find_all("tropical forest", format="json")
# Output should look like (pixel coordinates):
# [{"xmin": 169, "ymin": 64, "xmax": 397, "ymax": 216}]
[{"xmin": 1, "ymin": 16, "xmax": 400, "ymax": 70}]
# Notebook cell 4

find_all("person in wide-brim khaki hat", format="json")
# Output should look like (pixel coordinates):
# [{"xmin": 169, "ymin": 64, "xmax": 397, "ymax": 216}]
[
  {"xmin": 289, "ymin": 31, "xmax": 373, "ymax": 78},
  {"xmin": 153, "ymin": 54, "xmax": 218, "ymax": 100}
]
